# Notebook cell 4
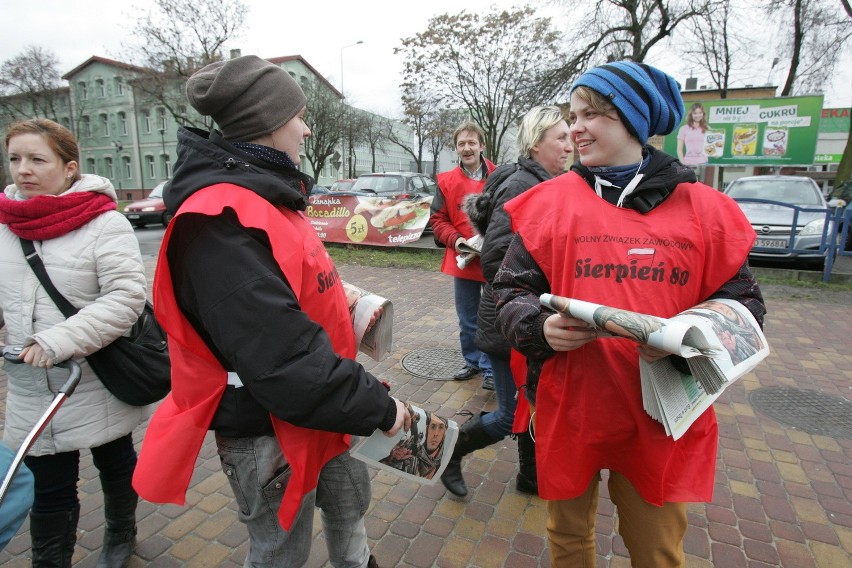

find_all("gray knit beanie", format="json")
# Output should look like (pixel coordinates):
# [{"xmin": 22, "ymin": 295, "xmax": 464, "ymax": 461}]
[{"xmin": 186, "ymin": 55, "xmax": 307, "ymax": 142}]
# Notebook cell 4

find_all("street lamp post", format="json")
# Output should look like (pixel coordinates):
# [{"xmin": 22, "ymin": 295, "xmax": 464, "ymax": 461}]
[
  {"xmin": 112, "ymin": 141, "xmax": 123, "ymax": 190},
  {"xmin": 339, "ymin": 40, "xmax": 363, "ymax": 179},
  {"xmin": 158, "ymin": 128, "xmax": 168, "ymax": 179}
]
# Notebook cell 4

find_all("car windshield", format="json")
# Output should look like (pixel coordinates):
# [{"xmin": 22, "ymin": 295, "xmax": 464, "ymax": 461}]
[
  {"xmin": 352, "ymin": 176, "xmax": 403, "ymax": 194},
  {"xmin": 148, "ymin": 183, "xmax": 165, "ymax": 199},
  {"xmin": 727, "ymin": 180, "xmax": 822, "ymax": 206}
]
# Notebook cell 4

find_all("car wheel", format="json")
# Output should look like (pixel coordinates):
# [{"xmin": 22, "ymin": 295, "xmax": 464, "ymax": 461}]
[{"xmin": 162, "ymin": 212, "xmax": 174, "ymax": 226}]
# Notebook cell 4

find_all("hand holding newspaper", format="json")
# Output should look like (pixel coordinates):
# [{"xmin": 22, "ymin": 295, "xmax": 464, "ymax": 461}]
[
  {"xmin": 342, "ymin": 282, "xmax": 394, "ymax": 361},
  {"xmin": 455, "ymin": 234, "xmax": 484, "ymax": 269},
  {"xmin": 351, "ymin": 404, "xmax": 458, "ymax": 484},
  {"xmin": 540, "ymin": 294, "xmax": 769, "ymax": 440}
]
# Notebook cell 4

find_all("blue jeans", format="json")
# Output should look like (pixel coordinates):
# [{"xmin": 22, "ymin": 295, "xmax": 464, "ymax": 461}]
[
  {"xmin": 215, "ymin": 434, "xmax": 371, "ymax": 568},
  {"xmin": 480, "ymin": 355, "xmax": 517, "ymax": 440},
  {"xmin": 453, "ymin": 277, "xmax": 492, "ymax": 374}
]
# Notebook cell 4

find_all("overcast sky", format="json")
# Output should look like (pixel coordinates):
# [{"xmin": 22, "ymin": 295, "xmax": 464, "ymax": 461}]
[{"xmin": 2, "ymin": 0, "xmax": 849, "ymax": 118}]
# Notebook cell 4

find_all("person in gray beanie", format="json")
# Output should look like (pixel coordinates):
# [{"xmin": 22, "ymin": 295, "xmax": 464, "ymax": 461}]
[
  {"xmin": 132, "ymin": 54, "xmax": 411, "ymax": 568},
  {"xmin": 491, "ymin": 60, "xmax": 765, "ymax": 567}
]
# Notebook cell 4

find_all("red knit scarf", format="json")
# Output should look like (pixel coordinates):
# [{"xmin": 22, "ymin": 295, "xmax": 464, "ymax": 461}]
[{"xmin": 0, "ymin": 192, "xmax": 116, "ymax": 240}]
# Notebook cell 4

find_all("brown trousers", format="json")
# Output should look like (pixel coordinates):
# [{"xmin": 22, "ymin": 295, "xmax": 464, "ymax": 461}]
[{"xmin": 546, "ymin": 471, "xmax": 687, "ymax": 567}]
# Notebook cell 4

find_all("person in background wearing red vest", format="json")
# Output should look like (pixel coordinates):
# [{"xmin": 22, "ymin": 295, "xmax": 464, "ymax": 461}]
[
  {"xmin": 131, "ymin": 55, "xmax": 410, "ymax": 568},
  {"xmin": 430, "ymin": 120, "xmax": 496, "ymax": 393},
  {"xmin": 492, "ymin": 62, "xmax": 766, "ymax": 567}
]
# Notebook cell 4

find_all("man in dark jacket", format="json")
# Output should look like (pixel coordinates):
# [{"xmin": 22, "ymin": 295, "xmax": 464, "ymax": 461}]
[{"xmin": 132, "ymin": 55, "xmax": 410, "ymax": 568}]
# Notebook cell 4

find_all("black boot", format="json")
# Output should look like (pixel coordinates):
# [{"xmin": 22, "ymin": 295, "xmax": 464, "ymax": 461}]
[
  {"xmin": 515, "ymin": 431, "xmax": 538, "ymax": 495},
  {"xmin": 440, "ymin": 413, "xmax": 501, "ymax": 497},
  {"xmin": 29, "ymin": 505, "xmax": 79, "ymax": 568},
  {"xmin": 96, "ymin": 488, "xmax": 138, "ymax": 568}
]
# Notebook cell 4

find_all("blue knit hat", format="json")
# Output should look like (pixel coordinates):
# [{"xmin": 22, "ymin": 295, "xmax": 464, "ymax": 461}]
[{"xmin": 570, "ymin": 61, "xmax": 684, "ymax": 145}]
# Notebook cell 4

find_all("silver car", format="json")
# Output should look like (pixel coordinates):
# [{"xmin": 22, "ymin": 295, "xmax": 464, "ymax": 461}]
[{"xmin": 724, "ymin": 175, "xmax": 829, "ymax": 262}]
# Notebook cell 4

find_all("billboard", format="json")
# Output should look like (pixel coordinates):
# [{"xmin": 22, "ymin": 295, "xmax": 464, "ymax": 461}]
[
  {"xmin": 663, "ymin": 95, "xmax": 823, "ymax": 166},
  {"xmin": 306, "ymin": 194, "xmax": 433, "ymax": 246}
]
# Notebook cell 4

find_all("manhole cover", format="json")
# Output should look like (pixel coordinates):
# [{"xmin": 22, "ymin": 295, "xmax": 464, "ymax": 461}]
[
  {"xmin": 402, "ymin": 348, "xmax": 466, "ymax": 380},
  {"xmin": 749, "ymin": 387, "xmax": 852, "ymax": 439}
]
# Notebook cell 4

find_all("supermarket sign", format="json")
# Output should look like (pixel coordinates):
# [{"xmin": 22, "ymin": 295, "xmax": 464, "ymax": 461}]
[{"xmin": 663, "ymin": 95, "xmax": 823, "ymax": 166}]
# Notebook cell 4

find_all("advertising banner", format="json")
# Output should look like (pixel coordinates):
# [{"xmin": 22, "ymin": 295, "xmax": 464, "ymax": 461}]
[
  {"xmin": 663, "ymin": 95, "xmax": 823, "ymax": 166},
  {"xmin": 306, "ymin": 193, "xmax": 433, "ymax": 246}
]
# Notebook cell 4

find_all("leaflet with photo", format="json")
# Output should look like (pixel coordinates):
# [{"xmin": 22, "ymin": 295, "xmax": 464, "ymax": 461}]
[
  {"xmin": 342, "ymin": 282, "xmax": 394, "ymax": 361},
  {"xmin": 540, "ymin": 294, "xmax": 770, "ymax": 440},
  {"xmin": 351, "ymin": 404, "xmax": 458, "ymax": 485}
]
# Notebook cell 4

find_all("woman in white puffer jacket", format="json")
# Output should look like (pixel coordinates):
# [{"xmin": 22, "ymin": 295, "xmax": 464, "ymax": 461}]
[{"xmin": 0, "ymin": 118, "xmax": 149, "ymax": 568}]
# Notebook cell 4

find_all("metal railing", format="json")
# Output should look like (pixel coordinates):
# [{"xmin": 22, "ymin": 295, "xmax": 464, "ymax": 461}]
[{"xmin": 732, "ymin": 198, "xmax": 851, "ymax": 283}]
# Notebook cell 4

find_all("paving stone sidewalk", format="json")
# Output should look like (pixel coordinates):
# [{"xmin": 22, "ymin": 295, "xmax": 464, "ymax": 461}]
[{"xmin": 1, "ymin": 262, "xmax": 850, "ymax": 567}]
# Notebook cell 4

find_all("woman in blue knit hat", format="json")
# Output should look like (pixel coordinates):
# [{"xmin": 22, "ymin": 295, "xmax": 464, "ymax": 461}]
[{"xmin": 492, "ymin": 61, "xmax": 766, "ymax": 567}]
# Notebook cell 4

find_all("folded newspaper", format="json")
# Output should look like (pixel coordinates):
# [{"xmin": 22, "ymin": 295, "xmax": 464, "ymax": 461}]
[
  {"xmin": 342, "ymin": 282, "xmax": 393, "ymax": 361},
  {"xmin": 351, "ymin": 404, "xmax": 458, "ymax": 484},
  {"xmin": 456, "ymin": 234, "xmax": 484, "ymax": 269},
  {"xmin": 540, "ymin": 294, "xmax": 770, "ymax": 440}
]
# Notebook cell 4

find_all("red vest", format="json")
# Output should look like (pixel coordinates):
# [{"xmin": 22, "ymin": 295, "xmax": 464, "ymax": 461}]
[
  {"xmin": 435, "ymin": 164, "xmax": 494, "ymax": 280},
  {"xmin": 505, "ymin": 172, "xmax": 755, "ymax": 504},
  {"xmin": 132, "ymin": 183, "xmax": 354, "ymax": 530}
]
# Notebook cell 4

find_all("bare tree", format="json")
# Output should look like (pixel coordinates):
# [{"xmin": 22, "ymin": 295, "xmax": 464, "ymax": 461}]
[
  {"xmin": 556, "ymin": 0, "xmax": 710, "ymax": 78},
  {"xmin": 342, "ymin": 109, "xmax": 370, "ymax": 178},
  {"xmin": 359, "ymin": 111, "xmax": 392, "ymax": 173},
  {"xmin": 0, "ymin": 46, "xmax": 65, "ymax": 123},
  {"xmin": 396, "ymin": 6, "xmax": 569, "ymax": 161},
  {"xmin": 122, "ymin": 0, "xmax": 249, "ymax": 126},
  {"xmin": 387, "ymin": 81, "xmax": 441, "ymax": 173},
  {"xmin": 763, "ymin": 0, "xmax": 852, "ymax": 96},
  {"xmin": 302, "ymin": 77, "xmax": 344, "ymax": 183},
  {"xmin": 679, "ymin": 0, "xmax": 756, "ymax": 98}
]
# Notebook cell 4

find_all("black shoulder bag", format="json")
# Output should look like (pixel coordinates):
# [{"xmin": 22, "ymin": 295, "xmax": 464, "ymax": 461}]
[{"xmin": 19, "ymin": 238, "xmax": 170, "ymax": 406}]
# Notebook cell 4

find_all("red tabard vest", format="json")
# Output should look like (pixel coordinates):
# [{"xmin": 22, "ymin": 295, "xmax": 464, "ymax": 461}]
[
  {"xmin": 435, "ymin": 164, "xmax": 494, "ymax": 280},
  {"xmin": 504, "ymin": 172, "xmax": 755, "ymax": 504},
  {"xmin": 132, "ymin": 183, "xmax": 354, "ymax": 530}
]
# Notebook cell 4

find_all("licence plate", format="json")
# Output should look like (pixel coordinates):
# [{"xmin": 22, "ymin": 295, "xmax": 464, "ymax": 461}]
[
  {"xmin": 755, "ymin": 238, "xmax": 787, "ymax": 249},
  {"xmin": 127, "ymin": 214, "xmax": 140, "ymax": 219}
]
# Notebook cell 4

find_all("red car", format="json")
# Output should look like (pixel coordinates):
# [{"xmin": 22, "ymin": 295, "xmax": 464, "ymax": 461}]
[{"xmin": 123, "ymin": 181, "xmax": 173, "ymax": 228}]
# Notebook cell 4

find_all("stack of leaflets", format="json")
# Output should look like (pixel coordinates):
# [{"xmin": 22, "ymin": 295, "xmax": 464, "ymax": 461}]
[{"xmin": 540, "ymin": 294, "xmax": 770, "ymax": 440}]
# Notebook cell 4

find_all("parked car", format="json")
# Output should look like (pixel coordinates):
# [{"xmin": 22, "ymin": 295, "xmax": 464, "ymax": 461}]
[
  {"xmin": 724, "ymin": 175, "xmax": 830, "ymax": 263},
  {"xmin": 350, "ymin": 172, "xmax": 438, "ymax": 199},
  {"xmin": 329, "ymin": 178, "xmax": 357, "ymax": 192},
  {"xmin": 310, "ymin": 185, "xmax": 330, "ymax": 195},
  {"xmin": 123, "ymin": 181, "xmax": 172, "ymax": 228}
]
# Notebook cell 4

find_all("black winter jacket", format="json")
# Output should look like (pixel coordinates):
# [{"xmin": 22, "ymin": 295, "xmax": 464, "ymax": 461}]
[
  {"xmin": 464, "ymin": 157, "xmax": 552, "ymax": 357},
  {"xmin": 162, "ymin": 127, "xmax": 397, "ymax": 437}
]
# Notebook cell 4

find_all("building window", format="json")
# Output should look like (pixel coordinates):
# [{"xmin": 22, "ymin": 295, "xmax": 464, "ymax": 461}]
[
  {"xmin": 162, "ymin": 154, "xmax": 172, "ymax": 178},
  {"xmin": 123, "ymin": 157, "xmax": 132, "ymax": 179},
  {"xmin": 105, "ymin": 157, "xmax": 114, "ymax": 178},
  {"xmin": 96, "ymin": 79, "xmax": 105, "ymax": 98},
  {"xmin": 157, "ymin": 108, "xmax": 167, "ymax": 132},
  {"xmin": 176, "ymin": 105, "xmax": 187, "ymax": 126},
  {"xmin": 115, "ymin": 77, "xmax": 125, "ymax": 96},
  {"xmin": 118, "ymin": 112, "xmax": 128, "ymax": 135},
  {"xmin": 77, "ymin": 81, "xmax": 87, "ymax": 100},
  {"xmin": 81, "ymin": 116, "xmax": 91, "ymax": 138},
  {"xmin": 142, "ymin": 110, "xmax": 152, "ymax": 134},
  {"xmin": 100, "ymin": 113, "xmax": 109, "ymax": 137},
  {"xmin": 145, "ymin": 155, "xmax": 155, "ymax": 179},
  {"xmin": 86, "ymin": 157, "xmax": 96, "ymax": 173}
]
